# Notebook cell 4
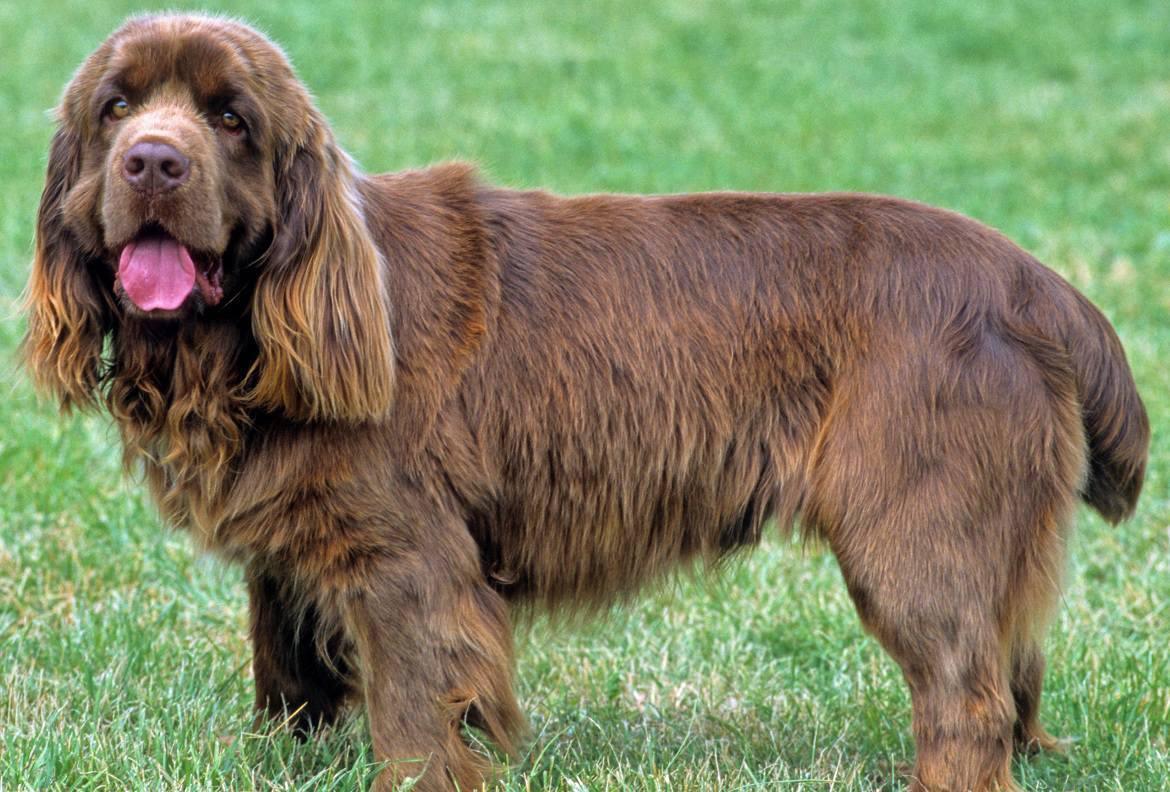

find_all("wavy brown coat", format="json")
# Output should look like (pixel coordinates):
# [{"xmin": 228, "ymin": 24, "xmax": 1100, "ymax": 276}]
[{"xmin": 24, "ymin": 14, "xmax": 1149, "ymax": 792}]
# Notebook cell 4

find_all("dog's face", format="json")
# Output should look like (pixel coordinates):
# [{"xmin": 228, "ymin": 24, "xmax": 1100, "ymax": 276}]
[
  {"xmin": 27, "ymin": 14, "xmax": 396, "ymax": 420},
  {"xmin": 54, "ymin": 15, "xmax": 312, "ymax": 319}
]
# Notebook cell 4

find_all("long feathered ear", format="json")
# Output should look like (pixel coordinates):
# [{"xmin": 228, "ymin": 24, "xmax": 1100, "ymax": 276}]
[
  {"xmin": 249, "ymin": 121, "xmax": 396, "ymax": 422},
  {"xmin": 22, "ymin": 126, "xmax": 112, "ymax": 411}
]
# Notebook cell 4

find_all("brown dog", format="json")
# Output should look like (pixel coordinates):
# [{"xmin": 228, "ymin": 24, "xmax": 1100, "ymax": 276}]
[{"xmin": 24, "ymin": 13, "xmax": 1148, "ymax": 792}]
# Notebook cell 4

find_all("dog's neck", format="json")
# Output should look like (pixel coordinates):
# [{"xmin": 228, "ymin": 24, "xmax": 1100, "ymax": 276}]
[{"xmin": 107, "ymin": 316, "xmax": 254, "ymax": 542}]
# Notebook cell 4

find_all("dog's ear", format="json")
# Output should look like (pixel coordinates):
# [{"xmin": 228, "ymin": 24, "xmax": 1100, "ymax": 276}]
[
  {"xmin": 23, "ymin": 125, "xmax": 112, "ymax": 411},
  {"xmin": 250, "ymin": 120, "xmax": 396, "ymax": 422}
]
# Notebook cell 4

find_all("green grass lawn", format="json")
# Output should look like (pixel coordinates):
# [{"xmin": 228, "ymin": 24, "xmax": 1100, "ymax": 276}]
[{"xmin": 2, "ymin": 1, "xmax": 1168, "ymax": 789}]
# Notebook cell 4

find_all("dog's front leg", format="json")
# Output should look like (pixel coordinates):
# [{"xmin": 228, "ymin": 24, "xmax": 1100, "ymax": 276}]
[
  {"xmin": 247, "ymin": 560, "xmax": 354, "ymax": 734},
  {"xmin": 343, "ymin": 543, "xmax": 525, "ymax": 792}
]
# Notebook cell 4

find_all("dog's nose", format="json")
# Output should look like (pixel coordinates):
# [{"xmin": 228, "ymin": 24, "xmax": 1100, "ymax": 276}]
[{"xmin": 123, "ymin": 141, "xmax": 190, "ymax": 194}]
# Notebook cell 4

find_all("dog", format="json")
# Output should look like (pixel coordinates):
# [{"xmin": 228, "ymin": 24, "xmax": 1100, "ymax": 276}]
[{"xmin": 23, "ymin": 13, "xmax": 1148, "ymax": 791}]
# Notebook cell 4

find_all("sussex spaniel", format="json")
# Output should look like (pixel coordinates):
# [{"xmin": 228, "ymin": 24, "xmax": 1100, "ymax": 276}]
[{"xmin": 24, "ymin": 14, "xmax": 1148, "ymax": 792}]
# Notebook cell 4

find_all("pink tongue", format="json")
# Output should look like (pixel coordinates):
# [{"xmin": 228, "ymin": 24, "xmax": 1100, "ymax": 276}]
[{"xmin": 117, "ymin": 235, "xmax": 196, "ymax": 311}]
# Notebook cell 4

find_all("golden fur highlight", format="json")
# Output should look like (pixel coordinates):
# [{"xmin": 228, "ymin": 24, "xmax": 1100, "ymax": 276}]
[
  {"xmin": 23, "ymin": 128, "xmax": 111, "ymax": 410},
  {"xmin": 250, "ymin": 123, "xmax": 396, "ymax": 422}
]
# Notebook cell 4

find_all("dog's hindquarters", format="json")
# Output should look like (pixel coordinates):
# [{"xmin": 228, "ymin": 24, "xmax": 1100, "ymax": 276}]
[{"xmin": 803, "ymin": 305, "xmax": 1088, "ymax": 790}]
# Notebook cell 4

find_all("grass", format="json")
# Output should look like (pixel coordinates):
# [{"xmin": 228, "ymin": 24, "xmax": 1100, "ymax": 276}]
[{"xmin": 1, "ymin": 0, "xmax": 1168, "ymax": 789}]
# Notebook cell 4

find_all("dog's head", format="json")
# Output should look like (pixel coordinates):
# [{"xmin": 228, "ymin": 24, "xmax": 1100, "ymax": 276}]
[{"xmin": 24, "ymin": 14, "xmax": 394, "ymax": 421}]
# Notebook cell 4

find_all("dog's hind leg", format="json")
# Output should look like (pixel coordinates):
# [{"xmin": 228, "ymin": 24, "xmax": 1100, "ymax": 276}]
[
  {"xmin": 804, "ymin": 337, "xmax": 1082, "ymax": 791},
  {"xmin": 1010, "ymin": 637, "xmax": 1065, "ymax": 756},
  {"xmin": 822, "ymin": 503, "xmax": 1023, "ymax": 792}
]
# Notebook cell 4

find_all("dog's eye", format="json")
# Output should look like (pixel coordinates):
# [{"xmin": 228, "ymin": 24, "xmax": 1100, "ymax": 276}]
[
  {"xmin": 220, "ymin": 111, "xmax": 244, "ymax": 134},
  {"xmin": 106, "ymin": 98, "xmax": 131, "ymax": 121}
]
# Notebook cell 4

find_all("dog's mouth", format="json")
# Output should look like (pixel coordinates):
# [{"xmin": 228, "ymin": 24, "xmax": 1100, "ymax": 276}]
[{"xmin": 116, "ymin": 225, "xmax": 224, "ymax": 314}]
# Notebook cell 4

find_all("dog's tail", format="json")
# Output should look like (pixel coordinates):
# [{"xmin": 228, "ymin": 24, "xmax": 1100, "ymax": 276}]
[
  {"xmin": 1028, "ymin": 272, "xmax": 1149, "ymax": 522},
  {"xmin": 1070, "ymin": 291, "xmax": 1148, "ymax": 521}
]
